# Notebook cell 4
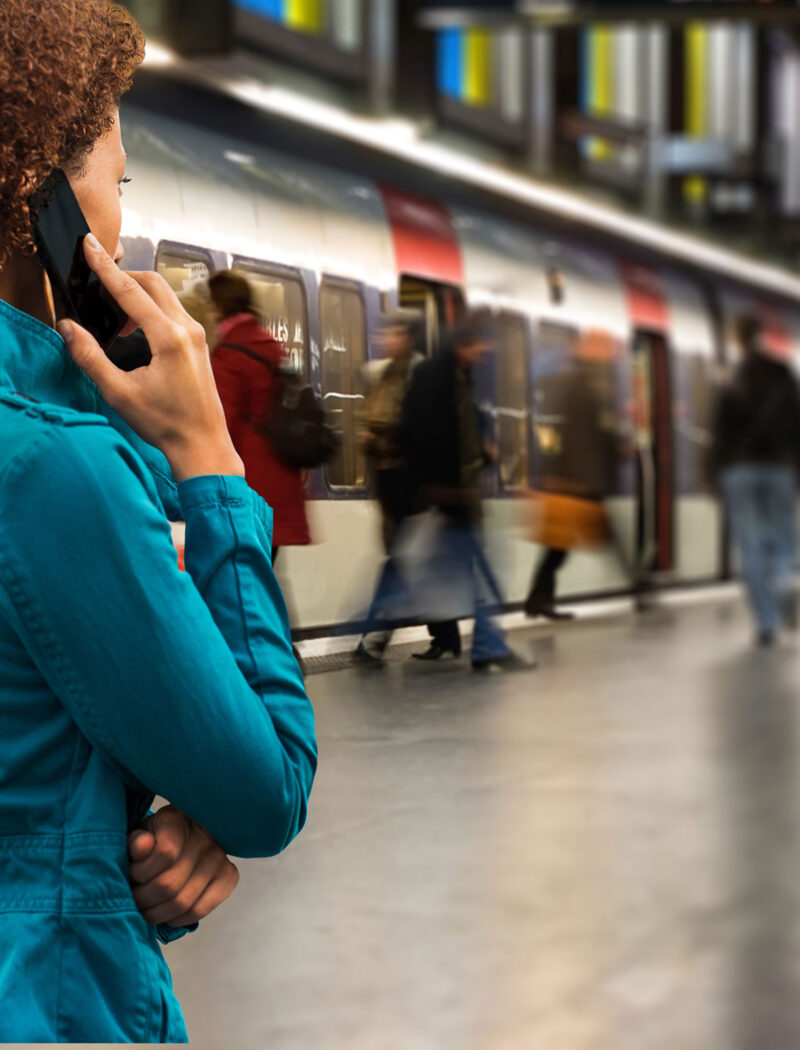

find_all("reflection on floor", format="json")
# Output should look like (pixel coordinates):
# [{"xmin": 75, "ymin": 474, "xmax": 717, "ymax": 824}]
[{"xmin": 169, "ymin": 598, "xmax": 800, "ymax": 1050}]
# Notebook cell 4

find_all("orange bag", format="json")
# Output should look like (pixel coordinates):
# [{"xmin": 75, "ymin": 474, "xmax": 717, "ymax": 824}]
[{"xmin": 527, "ymin": 491, "xmax": 608, "ymax": 551}]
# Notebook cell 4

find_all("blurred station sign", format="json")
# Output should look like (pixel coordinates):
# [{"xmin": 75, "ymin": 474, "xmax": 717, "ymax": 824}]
[
  {"xmin": 419, "ymin": 0, "xmax": 800, "ymax": 26},
  {"xmin": 233, "ymin": 0, "xmax": 371, "ymax": 82}
]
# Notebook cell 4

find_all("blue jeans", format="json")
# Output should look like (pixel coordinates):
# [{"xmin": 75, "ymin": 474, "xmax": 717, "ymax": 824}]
[
  {"xmin": 363, "ymin": 516, "xmax": 510, "ymax": 660},
  {"xmin": 721, "ymin": 464, "xmax": 797, "ymax": 635},
  {"xmin": 438, "ymin": 520, "xmax": 510, "ymax": 661}
]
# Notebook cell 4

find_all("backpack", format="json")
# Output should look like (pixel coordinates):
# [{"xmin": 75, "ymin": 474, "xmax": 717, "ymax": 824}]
[{"xmin": 219, "ymin": 342, "xmax": 341, "ymax": 470}]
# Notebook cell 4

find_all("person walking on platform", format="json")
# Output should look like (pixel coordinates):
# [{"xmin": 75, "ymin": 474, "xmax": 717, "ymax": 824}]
[
  {"xmin": 526, "ymin": 335, "xmax": 619, "ymax": 620},
  {"xmin": 712, "ymin": 316, "xmax": 800, "ymax": 647},
  {"xmin": 209, "ymin": 271, "xmax": 311, "ymax": 670},
  {"xmin": 353, "ymin": 314, "xmax": 424, "ymax": 665},
  {"xmin": 403, "ymin": 313, "xmax": 529, "ymax": 672},
  {"xmin": 0, "ymin": 3, "xmax": 316, "ymax": 1041},
  {"xmin": 209, "ymin": 270, "xmax": 311, "ymax": 562}
]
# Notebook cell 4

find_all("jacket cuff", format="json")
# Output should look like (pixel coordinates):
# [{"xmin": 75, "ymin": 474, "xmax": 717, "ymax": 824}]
[
  {"xmin": 157, "ymin": 921, "xmax": 199, "ymax": 945},
  {"xmin": 177, "ymin": 473, "xmax": 252, "ymax": 512},
  {"xmin": 177, "ymin": 474, "xmax": 274, "ymax": 549}
]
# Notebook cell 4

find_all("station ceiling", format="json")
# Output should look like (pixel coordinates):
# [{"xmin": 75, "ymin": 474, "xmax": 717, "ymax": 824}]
[{"xmin": 418, "ymin": 0, "xmax": 800, "ymax": 26}]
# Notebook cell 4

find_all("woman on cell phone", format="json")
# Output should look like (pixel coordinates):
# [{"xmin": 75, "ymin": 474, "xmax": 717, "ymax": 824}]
[{"xmin": 0, "ymin": 1, "xmax": 316, "ymax": 1042}]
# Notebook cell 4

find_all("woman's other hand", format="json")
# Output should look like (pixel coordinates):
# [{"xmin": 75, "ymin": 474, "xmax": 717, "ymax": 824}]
[
  {"xmin": 128, "ymin": 805, "xmax": 240, "ymax": 928},
  {"xmin": 57, "ymin": 234, "xmax": 244, "ymax": 483}
]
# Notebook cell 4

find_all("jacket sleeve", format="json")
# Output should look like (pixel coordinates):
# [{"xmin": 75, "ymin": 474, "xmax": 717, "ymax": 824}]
[
  {"xmin": 0, "ymin": 420, "xmax": 316, "ymax": 859},
  {"xmin": 401, "ymin": 367, "xmax": 428, "ymax": 490}
]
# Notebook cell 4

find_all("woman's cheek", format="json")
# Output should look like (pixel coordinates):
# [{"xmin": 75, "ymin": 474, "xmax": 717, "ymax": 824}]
[{"xmin": 70, "ymin": 183, "xmax": 121, "ymax": 257}]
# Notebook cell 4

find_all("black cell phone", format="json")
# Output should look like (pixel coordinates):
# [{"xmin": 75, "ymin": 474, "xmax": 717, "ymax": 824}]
[{"xmin": 30, "ymin": 168, "xmax": 128, "ymax": 351}]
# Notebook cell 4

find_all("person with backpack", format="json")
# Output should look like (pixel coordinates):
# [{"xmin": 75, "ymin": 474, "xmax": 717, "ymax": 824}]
[
  {"xmin": 209, "ymin": 271, "xmax": 311, "ymax": 559},
  {"xmin": 711, "ymin": 316, "xmax": 800, "ymax": 647}
]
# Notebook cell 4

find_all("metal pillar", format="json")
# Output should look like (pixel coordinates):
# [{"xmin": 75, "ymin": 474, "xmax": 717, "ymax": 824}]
[
  {"xmin": 642, "ymin": 23, "xmax": 668, "ymax": 217},
  {"xmin": 527, "ymin": 29, "xmax": 554, "ymax": 177},
  {"xmin": 368, "ymin": 0, "xmax": 396, "ymax": 114}
]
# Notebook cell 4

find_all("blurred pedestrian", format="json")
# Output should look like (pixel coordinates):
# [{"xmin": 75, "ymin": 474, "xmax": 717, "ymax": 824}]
[
  {"xmin": 354, "ymin": 314, "xmax": 424, "ymax": 665},
  {"xmin": 209, "ymin": 270, "xmax": 311, "ymax": 562},
  {"xmin": 403, "ymin": 313, "xmax": 530, "ymax": 671},
  {"xmin": 711, "ymin": 316, "xmax": 800, "ymax": 646},
  {"xmin": 526, "ymin": 334, "xmax": 619, "ymax": 619}
]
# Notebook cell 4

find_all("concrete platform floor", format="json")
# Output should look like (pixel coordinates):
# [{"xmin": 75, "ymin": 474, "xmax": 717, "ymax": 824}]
[{"xmin": 170, "ymin": 598, "xmax": 800, "ymax": 1050}]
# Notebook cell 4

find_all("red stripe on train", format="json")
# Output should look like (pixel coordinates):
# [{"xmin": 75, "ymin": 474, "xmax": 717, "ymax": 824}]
[
  {"xmin": 379, "ymin": 187, "xmax": 464, "ymax": 285},
  {"xmin": 620, "ymin": 262, "xmax": 669, "ymax": 331}
]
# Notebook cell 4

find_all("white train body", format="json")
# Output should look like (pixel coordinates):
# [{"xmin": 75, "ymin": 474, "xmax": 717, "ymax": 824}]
[{"xmin": 118, "ymin": 101, "xmax": 800, "ymax": 633}]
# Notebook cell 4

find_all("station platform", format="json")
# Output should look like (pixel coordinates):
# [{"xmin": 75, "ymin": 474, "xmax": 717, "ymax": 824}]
[{"xmin": 170, "ymin": 592, "xmax": 800, "ymax": 1050}]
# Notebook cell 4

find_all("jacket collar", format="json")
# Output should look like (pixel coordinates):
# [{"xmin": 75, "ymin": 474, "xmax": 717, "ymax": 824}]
[
  {"xmin": 0, "ymin": 297, "xmax": 182, "ymax": 519},
  {"xmin": 0, "ymin": 297, "xmax": 96, "ymax": 411}
]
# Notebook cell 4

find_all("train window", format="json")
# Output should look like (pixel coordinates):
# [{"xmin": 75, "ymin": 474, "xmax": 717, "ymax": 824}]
[
  {"xmin": 494, "ymin": 313, "xmax": 531, "ymax": 490},
  {"xmin": 232, "ymin": 261, "xmax": 308, "ymax": 377},
  {"xmin": 156, "ymin": 243, "xmax": 216, "ymax": 344},
  {"xmin": 532, "ymin": 322, "xmax": 631, "ymax": 498},
  {"xmin": 320, "ymin": 282, "xmax": 367, "ymax": 489},
  {"xmin": 530, "ymin": 322, "xmax": 577, "ymax": 488},
  {"xmin": 673, "ymin": 352, "xmax": 714, "ymax": 495},
  {"xmin": 399, "ymin": 276, "xmax": 466, "ymax": 355}
]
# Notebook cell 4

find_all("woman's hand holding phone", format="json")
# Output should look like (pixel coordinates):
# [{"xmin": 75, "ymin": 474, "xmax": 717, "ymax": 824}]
[{"xmin": 57, "ymin": 234, "xmax": 244, "ymax": 484}]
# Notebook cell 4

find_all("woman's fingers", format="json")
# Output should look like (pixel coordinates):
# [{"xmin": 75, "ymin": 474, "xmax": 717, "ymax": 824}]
[
  {"xmin": 165, "ymin": 860, "xmax": 241, "ymax": 928},
  {"xmin": 128, "ymin": 806, "xmax": 191, "ymax": 887},
  {"xmin": 129, "ymin": 806, "xmax": 240, "ymax": 927},
  {"xmin": 128, "ymin": 830, "xmax": 156, "ymax": 865},
  {"xmin": 137, "ymin": 849, "xmax": 239, "ymax": 926},
  {"xmin": 81, "ymin": 234, "xmax": 171, "ymax": 341},
  {"xmin": 126, "ymin": 270, "xmax": 196, "ymax": 327}
]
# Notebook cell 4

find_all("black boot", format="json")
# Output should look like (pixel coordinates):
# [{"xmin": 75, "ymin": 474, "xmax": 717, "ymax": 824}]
[
  {"xmin": 353, "ymin": 642, "xmax": 385, "ymax": 668},
  {"xmin": 413, "ymin": 639, "xmax": 461, "ymax": 661}
]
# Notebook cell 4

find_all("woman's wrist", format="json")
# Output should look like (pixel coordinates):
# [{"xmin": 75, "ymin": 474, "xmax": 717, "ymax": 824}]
[{"xmin": 165, "ymin": 437, "xmax": 245, "ymax": 484}]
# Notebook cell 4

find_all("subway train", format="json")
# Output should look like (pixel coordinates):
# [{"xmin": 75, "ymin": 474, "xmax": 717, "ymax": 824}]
[{"xmin": 117, "ymin": 82, "xmax": 800, "ymax": 634}]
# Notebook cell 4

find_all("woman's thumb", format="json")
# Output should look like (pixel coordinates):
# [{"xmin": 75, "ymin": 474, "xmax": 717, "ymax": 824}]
[
  {"xmin": 57, "ymin": 319, "xmax": 118, "ymax": 393},
  {"xmin": 128, "ymin": 829, "xmax": 156, "ymax": 862}
]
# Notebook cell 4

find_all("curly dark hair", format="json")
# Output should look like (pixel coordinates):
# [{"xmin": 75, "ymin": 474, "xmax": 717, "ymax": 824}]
[{"xmin": 0, "ymin": 0, "xmax": 144, "ymax": 266}]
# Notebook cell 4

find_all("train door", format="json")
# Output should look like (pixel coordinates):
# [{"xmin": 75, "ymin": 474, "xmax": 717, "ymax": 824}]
[
  {"xmin": 631, "ymin": 329, "xmax": 675, "ymax": 578},
  {"xmin": 398, "ymin": 275, "xmax": 465, "ymax": 355}
]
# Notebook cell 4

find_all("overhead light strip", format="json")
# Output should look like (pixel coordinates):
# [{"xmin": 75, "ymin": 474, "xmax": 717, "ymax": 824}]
[{"xmin": 140, "ymin": 43, "xmax": 800, "ymax": 303}]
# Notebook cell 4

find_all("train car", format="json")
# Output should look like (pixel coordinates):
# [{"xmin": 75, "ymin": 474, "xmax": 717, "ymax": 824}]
[{"xmin": 116, "ymin": 89, "xmax": 800, "ymax": 635}]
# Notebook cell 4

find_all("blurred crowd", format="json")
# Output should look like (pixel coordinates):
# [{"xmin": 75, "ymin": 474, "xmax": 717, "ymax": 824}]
[{"xmin": 204, "ymin": 269, "xmax": 800, "ymax": 659}]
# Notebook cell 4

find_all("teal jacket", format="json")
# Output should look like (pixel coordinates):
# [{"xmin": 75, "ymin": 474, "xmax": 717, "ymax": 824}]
[{"xmin": 0, "ymin": 300, "xmax": 317, "ymax": 1042}]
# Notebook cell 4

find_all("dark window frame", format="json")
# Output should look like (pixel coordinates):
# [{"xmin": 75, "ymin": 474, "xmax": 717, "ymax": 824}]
[{"xmin": 319, "ymin": 276, "xmax": 369, "ymax": 493}]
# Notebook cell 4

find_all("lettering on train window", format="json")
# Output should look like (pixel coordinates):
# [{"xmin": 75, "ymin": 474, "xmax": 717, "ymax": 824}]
[
  {"xmin": 320, "ymin": 282, "xmax": 367, "ymax": 489},
  {"xmin": 232, "ymin": 262, "xmax": 308, "ymax": 378},
  {"xmin": 156, "ymin": 243, "xmax": 216, "ymax": 345},
  {"xmin": 494, "ymin": 313, "xmax": 531, "ymax": 490}
]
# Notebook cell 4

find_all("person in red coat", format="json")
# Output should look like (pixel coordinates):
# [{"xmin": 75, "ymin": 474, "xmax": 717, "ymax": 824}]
[{"xmin": 208, "ymin": 271, "xmax": 310, "ymax": 557}]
